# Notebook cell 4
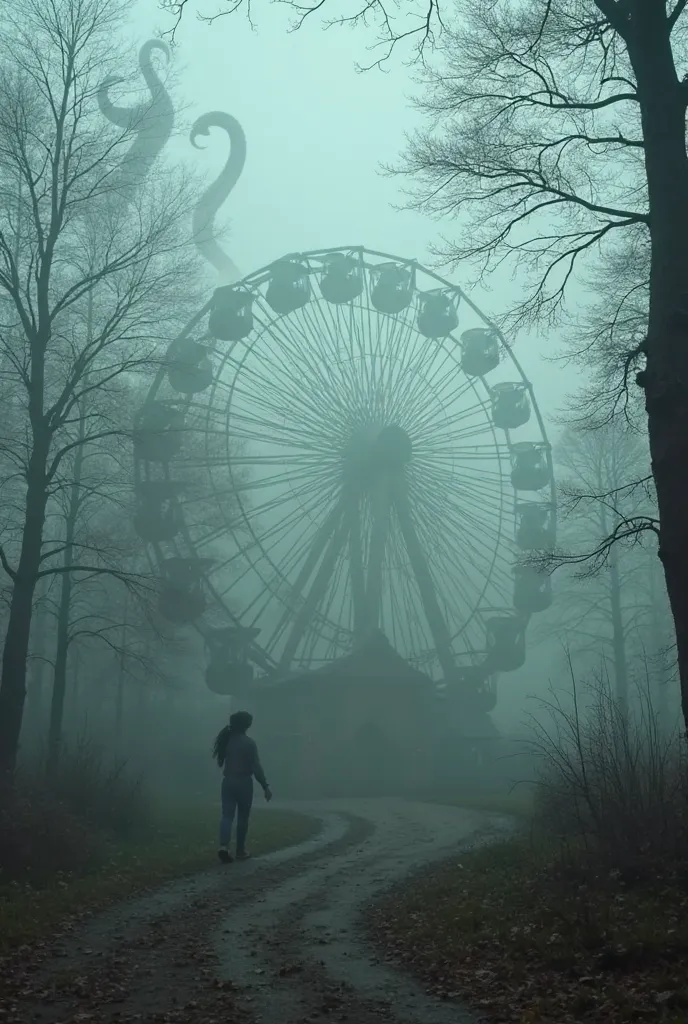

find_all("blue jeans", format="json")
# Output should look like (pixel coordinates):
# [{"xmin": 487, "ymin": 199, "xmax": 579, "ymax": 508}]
[{"xmin": 220, "ymin": 776, "xmax": 253, "ymax": 852}]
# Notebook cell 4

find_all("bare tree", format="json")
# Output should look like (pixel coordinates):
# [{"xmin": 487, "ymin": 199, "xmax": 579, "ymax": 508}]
[
  {"xmin": 395, "ymin": 1, "xmax": 688, "ymax": 734},
  {"xmin": 0, "ymin": 0, "xmax": 197, "ymax": 771},
  {"xmin": 560, "ymin": 229, "xmax": 649, "ymax": 429},
  {"xmin": 544, "ymin": 423, "xmax": 661, "ymax": 718},
  {"xmin": 43, "ymin": 379, "xmax": 147, "ymax": 769},
  {"xmin": 162, "ymin": 0, "xmax": 445, "ymax": 67}
]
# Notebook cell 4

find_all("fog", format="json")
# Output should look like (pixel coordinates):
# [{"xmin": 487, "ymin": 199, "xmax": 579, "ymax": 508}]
[{"xmin": 0, "ymin": 0, "xmax": 680, "ymax": 810}]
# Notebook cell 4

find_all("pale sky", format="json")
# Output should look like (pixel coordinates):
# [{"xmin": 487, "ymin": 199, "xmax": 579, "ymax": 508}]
[
  {"xmin": 134, "ymin": 0, "xmax": 572, "ymax": 428},
  {"xmin": 129, "ymin": 1, "xmax": 587, "ymax": 726}
]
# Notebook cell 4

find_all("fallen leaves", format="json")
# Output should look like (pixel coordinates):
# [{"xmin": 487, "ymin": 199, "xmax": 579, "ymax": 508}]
[{"xmin": 367, "ymin": 837, "xmax": 688, "ymax": 1023}]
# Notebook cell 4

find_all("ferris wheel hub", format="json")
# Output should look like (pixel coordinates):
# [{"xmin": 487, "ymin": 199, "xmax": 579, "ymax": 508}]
[{"xmin": 343, "ymin": 423, "xmax": 412, "ymax": 482}]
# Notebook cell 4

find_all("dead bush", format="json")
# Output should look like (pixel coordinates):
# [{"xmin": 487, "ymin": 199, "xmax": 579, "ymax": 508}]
[
  {"xmin": 0, "ymin": 736, "xmax": 149, "ymax": 887},
  {"xmin": 0, "ymin": 775, "xmax": 103, "ymax": 886},
  {"xmin": 43, "ymin": 735, "xmax": 149, "ymax": 838},
  {"xmin": 528, "ymin": 659, "xmax": 688, "ymax": 879}
]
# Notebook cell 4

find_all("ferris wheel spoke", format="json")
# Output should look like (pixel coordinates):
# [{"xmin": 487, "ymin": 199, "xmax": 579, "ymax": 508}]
[
  {"xmin": 247, "ymin": 353, "xmax": 356, "ymax": 428},
  {"xmin": 409, "ymin": 523, "xmax": 487, "ymax": 623},
  {"xmin": 315, "ymin": 548, "xmax": 351, "ymax": 650},
  {"xmin": 226, "ymin": 345, "xmax": 352, "ymax": 431},
  {"xmin": 210, "ymin": 479, "xmax": 341, "ymax": 582},
  {"xmin": 408, "ymin": 481, "xmax": 512, "ymax": 620},
  {"xmin": 387, "ymin": 529, "xmax": 432, "ymax": 655},
  {"xmin": 231, "ymin": 381, "xmax": 356, "ymax": 450},
  {"xmin": 411, "ymin": 399, "xmax": 496, "ymax": 442},
  {"xmin": 392, "ymin": 478, "xmax": 456, "ymax": 679},
  {"xmin": 268, "ymin": 496, "xmax": 348, "ymax": 647},
  {"xmin": 229, "ymin": 380, "xmax": 350, "ymax": 447},
  {"xmin": 412, "ymin": 472, "xmax": 505, "ymax": 520},
  {"xmin": 308, "ymin": 301, "xmax": 374, "ymax": 412},
  {"xmin": 223, "ymin": 520, "xmax": 324, "ymax": 623},
  {"xmin": 257, "ymin": 310, "xmax": 364, "ymax": 427},
  {"xmin": 421, "ymin": 473, "xmax": 507, "ymax": 512},
  {"xmin": 393, "ymin": 362, "xmax": 473, "ymax": 434},
  {"xmin": 414, "ymin": 490, "xmax": 507, "ymax": 579},
  {"xmin": 181, "ymin": 466, "xmax": 332, "ymax": 513},
  {"xmin": 229, "ymin": 462, "xmax": 341, "ymax": 498},
  {"xmin": 346, "ymin": 490, "xmax": 367, "ymax": 637},
  {"xmin": 421, "ymin": 451, "xmax": 507, "ymax": 469},
  {"xmin": 278, "ymin": 508, "xmax": 350, "ymax": 670},
  {"xmin": 230, "ymin": 483, "xmax": 341, "ymax": 560},
  {"xmin": 365, "ymin": 479, "xmax": 392, "ymax": 631},
  {"xmin": 366, "ymin": 316, "xmax": 420, "ymax": 416}
]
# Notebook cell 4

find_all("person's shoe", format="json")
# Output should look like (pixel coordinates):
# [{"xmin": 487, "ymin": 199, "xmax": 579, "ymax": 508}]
[
  {"xmin": 218, "ymin": 848, "xmax": 234, "ymax": 864},
  {"xmin": 236, "ymin": 849, "xmax": 251, "ymax": 861}
]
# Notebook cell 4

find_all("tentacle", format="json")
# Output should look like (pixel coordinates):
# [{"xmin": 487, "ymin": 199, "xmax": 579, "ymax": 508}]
[
  {"xmin": 99, "ymin": 38, "xmax": 174, "ymax": 200},
  {"xmin": 190, "ymin": 112, "xmax": 247, "ymax": 283},
  {"xmin": 96, "ymin": 75, "xmax": 133, "ymax": 129},
  {"xmin": 139, "ymin": 39, "xmax": 171, "ymax": 73}
]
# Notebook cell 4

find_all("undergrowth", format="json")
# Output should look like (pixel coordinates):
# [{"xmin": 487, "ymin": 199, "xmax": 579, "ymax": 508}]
[
  {"xmin": 0, "ymin": 739, "xmax": 147, "ymax": 888},
  {"xmin": 0, "ymin": 737, "xmax": 319, "ymax": 950},
  {"xmin": 371, "ymin": 667, "xmax": 688, "ymax": 1023}
]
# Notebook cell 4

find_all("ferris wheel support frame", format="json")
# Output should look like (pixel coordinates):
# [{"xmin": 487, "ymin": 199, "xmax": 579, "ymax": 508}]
[
  {"xmin": 268, "ymin": 500, "xmax": 344, "ymax": 655},
  {"xmin": 345, "ymin": 490, "xmax": 367, "ymax": 638},
  {"xmin": 364, "ymin": 478, "xmax": 392, "ymax": 634},
  {"xmin": 278, "ymin": 506, "xmax": 350, "ymax": 669},
  {"xmin": 392, "ymin": 477, "xmax": 457, "ymax": 680}
]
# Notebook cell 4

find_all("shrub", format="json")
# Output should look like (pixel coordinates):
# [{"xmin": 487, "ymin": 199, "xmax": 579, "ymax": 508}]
[
  {"xmin": 44, "ymin": 735, "xmax": 149, "ymax": 838},
  {"xmin": 529, "ymin": 662, "xmax": 688, "ymax": 879},
  {"xmin": 0, "ymin": 775, "xmax": 103, "ymax": 887},
  {"xmin": 0, "ymin": 736, "xmax": 148, "ymax": 888}
]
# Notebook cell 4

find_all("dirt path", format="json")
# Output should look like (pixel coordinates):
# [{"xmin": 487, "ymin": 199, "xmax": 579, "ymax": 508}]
[{"xmin": 1, "ymin": 799, "xmax": 510, "ymax": 1024}]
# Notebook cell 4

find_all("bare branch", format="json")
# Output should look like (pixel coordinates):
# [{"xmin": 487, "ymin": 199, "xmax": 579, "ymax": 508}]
[{"xmin": 0, "ymin": 544, "xmax": 17, "ymax": 581}]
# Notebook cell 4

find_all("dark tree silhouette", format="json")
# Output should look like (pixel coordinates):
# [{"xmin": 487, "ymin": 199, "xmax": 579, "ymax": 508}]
[
  {"xmin": 544, "ymin": 423, "xmax": 661, "ymax": 719},
  {"xmin": 0, "ymin": 0, "xmax": 195, "ymax": 771}
]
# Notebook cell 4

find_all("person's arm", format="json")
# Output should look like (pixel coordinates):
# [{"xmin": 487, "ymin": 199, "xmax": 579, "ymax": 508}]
[{"xmin": 250, "ymin": 740, "xmax": 272, "ymax": 798}]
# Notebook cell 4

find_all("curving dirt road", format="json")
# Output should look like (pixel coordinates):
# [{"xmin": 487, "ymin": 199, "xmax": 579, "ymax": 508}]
[{"xmin": 1, "ymin": 800, "xmax": 511, "ymax": 1024}]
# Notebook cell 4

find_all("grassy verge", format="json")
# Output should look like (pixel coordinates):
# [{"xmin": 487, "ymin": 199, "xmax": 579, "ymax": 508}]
[
  {"xmin": 369, "ymin": 835, "xmax": 688, "ymax": 1023},
  {"xmin": 0, "ymin": 804, "xmax": 318, "ymax": 952}
]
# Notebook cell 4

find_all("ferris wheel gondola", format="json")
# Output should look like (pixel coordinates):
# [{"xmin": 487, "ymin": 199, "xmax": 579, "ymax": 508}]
[{"xmin": 132, "ymin": 246, "xmax": 556, "ymax": 709}]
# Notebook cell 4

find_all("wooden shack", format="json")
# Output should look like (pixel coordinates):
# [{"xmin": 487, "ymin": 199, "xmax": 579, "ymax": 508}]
[{"xmin": 247, "ymin": 631, "xmax": 437, "ymax": 797}]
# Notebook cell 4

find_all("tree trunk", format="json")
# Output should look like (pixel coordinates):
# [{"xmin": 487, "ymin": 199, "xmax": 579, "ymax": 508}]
[
  {"xmin": 47, "ymin": 561, "xmax": 74, "ymax": 773},
  {"xmin": 25, "ymin": 580, "xmax": 51, "ymax": 738},
  {"xmin": 0, "ymin": 453, "xmax": 49, "ymax": 773},
  {"xmin": 645, "ymin": 552, "xmax": 669, "ymax": 732},
  {"xmin": 47, "ymin": 411, "xmax": 86, "ymax": 773},
  {"xmin": 627, "ymin": 18, "xmax": 688, "ymax": 737},
  {"xmin": 115, "ymin": 599, "xmax": 128, "ymax": 753},
  {"xmin": 70, "ymin": 644, "xmax": 81, "ymax": 719},
  {"xmin": 649, "ymin": 416, "xmax": 688, "ymax": 738},
  {"xmin": 608, "ymin": 548, "xmax": 629, "ymax": 722},
  {"xmin": 599, "ymin": 499, "xmax": 629, "ymax": 718}
]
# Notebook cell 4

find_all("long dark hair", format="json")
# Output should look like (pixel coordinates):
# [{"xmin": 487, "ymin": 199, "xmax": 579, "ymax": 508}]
[{"xmin": 212, "ymin": 711, "xmax": 254, "ymax": 767}]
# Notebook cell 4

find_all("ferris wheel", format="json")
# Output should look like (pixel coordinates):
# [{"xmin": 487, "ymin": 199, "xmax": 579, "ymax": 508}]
[{"xmin": 132, "ymin": 247, "xmax": 556, "ymax": 708}]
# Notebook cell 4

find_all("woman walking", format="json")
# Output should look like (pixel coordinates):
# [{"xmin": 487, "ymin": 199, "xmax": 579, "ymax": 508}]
[{"xmin": 213, "ymin": 710, "xmax": 272, "ymax": 863}]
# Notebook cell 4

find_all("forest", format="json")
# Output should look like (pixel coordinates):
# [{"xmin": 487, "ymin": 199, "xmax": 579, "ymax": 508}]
[{"xmin": 1, "ymin": 0, "xmax": 687, "ymax": 1022}]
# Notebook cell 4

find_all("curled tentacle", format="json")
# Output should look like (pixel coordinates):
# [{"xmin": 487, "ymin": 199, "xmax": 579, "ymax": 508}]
[
  {"xmin": 191, "ymin": 111, "xmax": 247, "ymax": 283},
  {"xmin": 98, "ymin": 39, "xmax": 174, "ymax": 199},
  {"xmin": 96, "ymin": 75, "xmax": 133, "ymax": 129}
]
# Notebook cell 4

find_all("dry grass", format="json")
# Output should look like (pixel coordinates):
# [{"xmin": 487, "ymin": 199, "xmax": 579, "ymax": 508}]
[
  {"xmin": 371, "ymin": 668, "xmax": 688, "ymax": 1022},
  {"xmin": 0, "ymin": 803, "xmax": 318, "ymax": 952},
  {"xmin": 0, "ymin": 738, "xmax": 319, "ymax": 952},
  {"xmin": 370, "ymin": 836, "xmax": 688, "ymax": 1023}
]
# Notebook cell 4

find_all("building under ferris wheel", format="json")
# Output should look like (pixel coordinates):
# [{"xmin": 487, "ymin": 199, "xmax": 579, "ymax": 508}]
[{"xmin": 133, "ymin": 245, "xmax": 556, "ymax": 788}]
